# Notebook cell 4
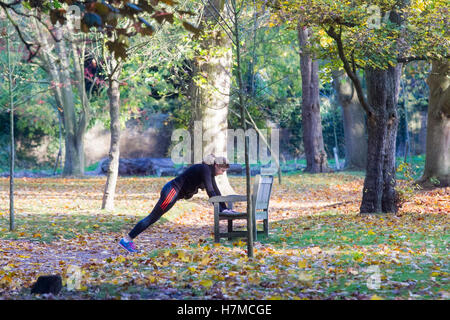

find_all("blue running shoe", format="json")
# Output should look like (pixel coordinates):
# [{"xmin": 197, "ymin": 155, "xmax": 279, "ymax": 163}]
[{"xmin": 119, "ymin": 238, "xmax": 139, "ymax": 253}]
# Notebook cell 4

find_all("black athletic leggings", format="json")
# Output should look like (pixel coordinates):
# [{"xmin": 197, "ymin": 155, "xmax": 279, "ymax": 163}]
[{"xmin": 128, "ymin": 181, "xmax": 180, "ymax": 239}]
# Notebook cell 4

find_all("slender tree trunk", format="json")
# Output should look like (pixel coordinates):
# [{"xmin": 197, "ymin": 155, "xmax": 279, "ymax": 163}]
[
  {"xmin": 360, "ymin": 65, "xmax": 401, "ymax": 213},
  {"xmin": 402, "ymin": 95, "xmax": 410, "ymax": 162},
  {"xmin": 231, "ymin": 0, "xmax": 253, "ymax": 258},
  {"xmin": 102, "ymin": 58, "xmax": 122, "ymax": 211},
  {"xmin": 188, "ymin": 0, "xmax": 232, "ymax": 162},
  {"xmin": 332, "ymin": 72, "xmax": 367, "ymax": 170},
  {"xmin": 6, "ymin": 29, "xmax": 15, "ymax": 231},
  {"xmin": 245, "ymin": 0, "xmax": 259, "ymax": 97},
  {"xmin": 298, "ymin": 25, "xmax": 330, "ymax": 173},
  {"xmin": 53, "ymin": 103, "xmax": 63, "ymax": 175},
  {"xmin": 419, "ymin": 59, "xmax": 450, "ymax": 187}
]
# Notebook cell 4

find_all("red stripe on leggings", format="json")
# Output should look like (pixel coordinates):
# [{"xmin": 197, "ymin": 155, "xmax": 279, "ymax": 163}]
[
  {"xmin": 160, "ymin": 188, "xmax": 175, "ymax": 209},
  {"xmin": 161, "ymin": 189, "xmax": 176, "ymax": 210},
  {"xmin": 160, "ymin": 188, "xmax": 176, "ymax": 210}
]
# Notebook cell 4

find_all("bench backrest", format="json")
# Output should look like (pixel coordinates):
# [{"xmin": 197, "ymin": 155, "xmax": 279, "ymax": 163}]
[{"xmin": 252, "ymin": 175, "xmax": 274, "ymax": 211}]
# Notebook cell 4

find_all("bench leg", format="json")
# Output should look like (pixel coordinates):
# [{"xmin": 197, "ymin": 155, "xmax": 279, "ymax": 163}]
[
  {"xmin": 214, "ymin": 207, "xmax": 220, "ymax": 243},
  {"xmin": 227, "ymin": 220, "xmax": 233, "ymax": 240},
  {"xmin": 263, "ymin": 219, "xmax": 269, "ymax": 237}
]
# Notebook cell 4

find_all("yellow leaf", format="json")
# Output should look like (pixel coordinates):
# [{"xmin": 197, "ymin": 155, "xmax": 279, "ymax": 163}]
[
  {"xmin": 200, "ymin": 257, "xmax": 211, "ymax": 265},
  {"xmin": 368, "ymin": 230, "xmax": 376, "ymax": 236},
  {"xmin": 0, "ymin": 275, "xmax": 13, "ymax": 285},
  {"xmin": 178, "ymin": 250, "xmax": 190, "ymax": 262},
  {"xmin": 370, "ymin": 294, "xmax": 384, "ymax": 300},
  {"xmin": 298, "ymin": 260, "xmax": 307, "ymax": 268},
  {"xmin": 115, "ymin": 255, "xmax": 126, "ymax": 263},
  {"xmin": 200, "ymin": 279, "xmax": 213, "ymax": 288}
]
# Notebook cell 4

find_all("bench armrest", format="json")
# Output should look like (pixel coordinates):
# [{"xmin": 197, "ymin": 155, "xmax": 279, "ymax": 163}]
[{"xmin": 209, "ymin": 195, "xmax": 247, "ymax": 203}]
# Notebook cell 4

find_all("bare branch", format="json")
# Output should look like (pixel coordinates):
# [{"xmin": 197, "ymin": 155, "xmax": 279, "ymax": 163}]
[{"xmin": 0, "ymin": 4, "xmax": 40, "ymax": 61}]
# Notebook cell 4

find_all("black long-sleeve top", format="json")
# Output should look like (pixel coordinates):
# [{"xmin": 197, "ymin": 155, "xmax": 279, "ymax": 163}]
[{"xmin": 172, "ymin": 164, "xmax": 227, "ymax": 211}]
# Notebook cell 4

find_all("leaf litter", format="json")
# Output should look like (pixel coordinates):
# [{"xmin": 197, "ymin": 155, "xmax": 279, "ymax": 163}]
[{"xmin": 0, "ymin": 174, "xmax": 448, "ymax": 299}]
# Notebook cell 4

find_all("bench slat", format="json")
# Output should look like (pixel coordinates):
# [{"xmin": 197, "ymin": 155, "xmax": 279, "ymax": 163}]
[{"xmin": 209, "ymin": 195, "xmax": 247, "ymax": 203}]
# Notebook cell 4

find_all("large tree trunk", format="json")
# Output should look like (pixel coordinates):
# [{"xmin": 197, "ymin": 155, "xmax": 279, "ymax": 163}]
[
  {"xmin": 332, "ymin": 72, "xmax": 367, "ymax": 170},
  {"xmin": 360, "ymin": 65, "xmax": 402, "ymax": 213},
  {"xmin": 102, "ymin": 59, "xmax": 122, "ymax": 211},
  {"xmin": 419, "ymin": 59, "xmax": 450, "ymax": 187},
  {"xmin": 325, "ymin": 5, "xmax": 405, "ymax": 214},
  {"xmin": 188, "ymin": 0, "xmax": 232, "ymax": 163},
  {"xmin": 298, "ymin": 25, "xmax": 330, "ymax": 173}
]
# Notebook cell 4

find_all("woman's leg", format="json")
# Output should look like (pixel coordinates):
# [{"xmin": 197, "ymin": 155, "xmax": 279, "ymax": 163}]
[{"xmin": 128, "ymin": 182, "xmax": 180, "ymax": 239}]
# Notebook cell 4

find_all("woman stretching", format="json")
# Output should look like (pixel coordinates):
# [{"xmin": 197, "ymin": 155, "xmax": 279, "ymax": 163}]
[{"xmin": 119, "ymin": 155, "xmax": 232, "ymax": 253}]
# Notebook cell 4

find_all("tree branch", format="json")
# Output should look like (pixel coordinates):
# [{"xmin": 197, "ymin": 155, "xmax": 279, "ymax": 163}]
[
  {"xmin": 326, "ymin": 25, "xmax": 373, "ymax": 116},
  {"xmin": 200, "ymin": 0, "xmax": 236, "ymax": 46}
]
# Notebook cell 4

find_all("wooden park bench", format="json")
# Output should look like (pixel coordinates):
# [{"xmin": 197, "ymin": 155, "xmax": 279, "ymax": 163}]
[{"xmin": 209, "ymin": 175, "xmax": 274, "ymax": 243}]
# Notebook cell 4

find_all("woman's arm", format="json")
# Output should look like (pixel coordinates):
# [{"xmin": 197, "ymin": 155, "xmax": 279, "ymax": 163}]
[{"xmin": 202, "ymin": 165, "xmax": 227, "ymax": 211}]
